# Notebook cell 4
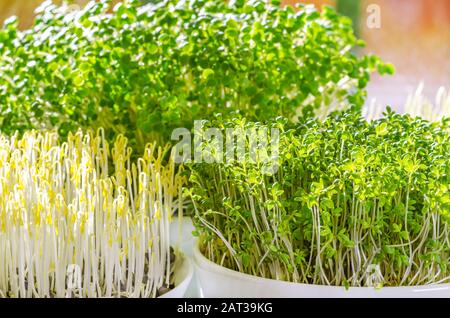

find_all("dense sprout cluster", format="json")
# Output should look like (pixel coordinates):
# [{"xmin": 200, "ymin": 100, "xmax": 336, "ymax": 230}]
[
  {"xmin": 189, "ymin": 110, "xmax": 450, "ymax": 287},
  {"xmin": 0, "ymin": 130, "xmax": 185, "ymax": 297},
  {"xmin": 0, "ymin": 0, "xmax": 390, "ymax": 150}
]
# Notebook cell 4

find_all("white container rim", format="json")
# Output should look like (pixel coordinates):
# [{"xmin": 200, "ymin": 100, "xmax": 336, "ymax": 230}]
[{"xmin": 194, "ymin": 239, "xmax": 450, "ymax": 297}]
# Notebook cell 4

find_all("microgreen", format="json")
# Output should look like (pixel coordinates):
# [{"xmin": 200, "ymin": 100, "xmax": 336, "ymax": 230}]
[
  {"xmin": 0, "ymin": 0, "xmax": 391, "ymax": 150},
  {"xmin": 188, "ymin": 109, "xmax": 450, "ymax": 287},
  {"xmin": 0, "ymin": 129, "xmax": 185, "ymax": 298}
]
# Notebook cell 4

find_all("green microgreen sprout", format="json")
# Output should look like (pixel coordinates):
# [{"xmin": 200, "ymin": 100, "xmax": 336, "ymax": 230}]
[
  {"xmin": 188, "ymin": 108, "xmax": 450, "ymax": 287},
  {"xmin": 0, "ymin": 0, "xmax": 391, "ymax": 149}
]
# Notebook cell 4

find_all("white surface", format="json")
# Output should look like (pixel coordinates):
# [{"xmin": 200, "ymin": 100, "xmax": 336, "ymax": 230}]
[{"xmin": 193, "ymin": 241, "xmax": 450, "ymax": 298}]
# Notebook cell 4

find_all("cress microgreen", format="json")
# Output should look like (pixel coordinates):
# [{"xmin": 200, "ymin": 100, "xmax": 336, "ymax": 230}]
[
  {"xmin": 189, "ymin": 108, "xmax": 450, "ymax": 287},
  {"xmin": 0, "ymin": 0, "xmax": 392, "ymax": 150}
]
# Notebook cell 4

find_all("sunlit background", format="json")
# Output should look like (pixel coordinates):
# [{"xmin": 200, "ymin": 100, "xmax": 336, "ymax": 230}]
[{"xmin": 1, "ymin": 0, "xmax": 449, "ymax": 113}]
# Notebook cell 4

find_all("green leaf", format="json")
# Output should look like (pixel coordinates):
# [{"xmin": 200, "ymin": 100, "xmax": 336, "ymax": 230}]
[
  {"xmin": 400, "ymin": 231, "xmax": 409, "ymax": 240},
  {"xmin": 242, "ymin": 253, "xmax": 251, "ymax": 267},
  {"xmin": 201, "ymin": 68, "xmax": 215, "ymax": 81},
  {"xmin": 384, "ymin": 246, "xmax": 395, "ymax": 255},
  {"xmin": 73, "ymin": 75, "xmax": 85, "ymax": 87},
  {"xmin": 378, "ymin": 63, "xmax": 395, "ymax": 75},
  {"xmin": 376, "ymin": 122, "xmax": 389, "ymax": 137},
  {"xmin": 392, "ymin": 223, "xmax": 402, "ymax": 233}
]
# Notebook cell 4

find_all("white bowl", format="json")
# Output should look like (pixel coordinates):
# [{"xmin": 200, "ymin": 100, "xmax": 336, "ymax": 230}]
[
  {"xmin": 169, "ymin": 217, "xmax": 200, "ymax": 297},
  {"xmin": 193, "ymin": 242, "xmax": 450, "ymax": 298},
  {"xmin": 159, "ymin": 250, "xmax": 194, "ymax": 298}
]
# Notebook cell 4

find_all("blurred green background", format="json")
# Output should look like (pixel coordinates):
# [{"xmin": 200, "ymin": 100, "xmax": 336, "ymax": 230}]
[{"xmin": 1, "ymin": 0, "xmax": 449, "ymax": 112}]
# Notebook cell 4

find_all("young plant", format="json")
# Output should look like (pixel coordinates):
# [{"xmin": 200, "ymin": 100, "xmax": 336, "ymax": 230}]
[
  {"xmin": 0, "ymin": 0, "xmax": 391, "ymax": 150},
  {"xmin": 0, "ymin": 129, "xmax": 185, "ymax": 298},
  {"xmin": 188, "ymin": 109, "xmax": 450, "ymax": 287}
]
